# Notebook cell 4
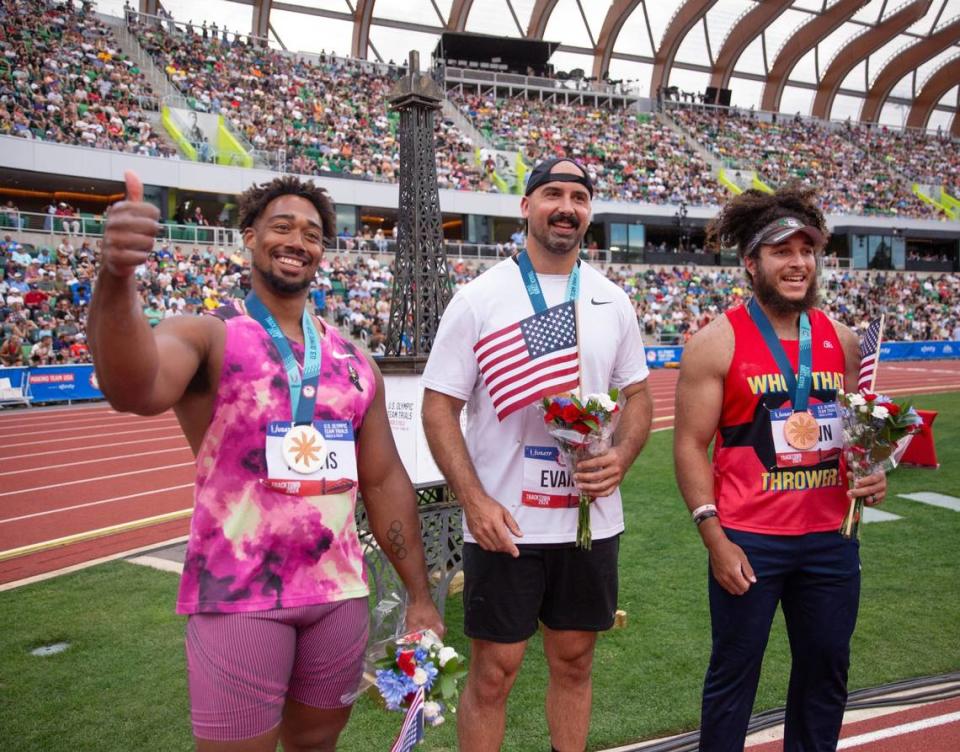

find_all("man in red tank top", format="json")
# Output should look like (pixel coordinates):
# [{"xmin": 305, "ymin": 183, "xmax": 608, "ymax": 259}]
[{"xmin": 674, "ymin": 185, "xmax": 888, "ymax": 752}]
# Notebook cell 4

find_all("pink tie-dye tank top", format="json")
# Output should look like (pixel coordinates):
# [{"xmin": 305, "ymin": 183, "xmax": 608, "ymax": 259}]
[{"xmin": 176, "ymin": 302, "xmax": 376, "ymax": 614}]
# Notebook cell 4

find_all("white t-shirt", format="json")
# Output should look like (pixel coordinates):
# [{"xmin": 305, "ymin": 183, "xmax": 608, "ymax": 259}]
[{"xmin": 422, "ymin": 257, "xmax": 649, "ymax": 544}]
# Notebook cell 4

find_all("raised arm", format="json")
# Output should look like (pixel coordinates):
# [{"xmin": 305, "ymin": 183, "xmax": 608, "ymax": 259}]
[
  {"xmin": 88, "ymin": 172, "xmax": 214, "ymax": 415},
  {"xmin": 357, "ymin": 358, "xmax": 444, "ymax": 636},
  {"xmin": 673, "ymin": 318, "xmax": 756, "ymax": 596},
  {"xmin": 422, "ymin": 389, "xmax": 522, "ymax": 557}
]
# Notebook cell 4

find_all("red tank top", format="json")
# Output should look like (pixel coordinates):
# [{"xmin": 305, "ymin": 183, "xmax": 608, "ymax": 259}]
[{"xmin": 712, "ymin": 304, "xmax": 849, "ymax": 535}]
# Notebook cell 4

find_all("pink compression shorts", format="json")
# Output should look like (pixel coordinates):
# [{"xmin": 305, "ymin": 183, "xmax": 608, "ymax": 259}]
[{"xmin": 185, "ymin": 598, "xmax": 368, "ymax": 741}]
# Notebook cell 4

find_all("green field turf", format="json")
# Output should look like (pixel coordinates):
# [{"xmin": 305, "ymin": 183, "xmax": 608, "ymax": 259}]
[{"xmin": 2, "ymin": 392, "xmax": 958, "ymax": 752}]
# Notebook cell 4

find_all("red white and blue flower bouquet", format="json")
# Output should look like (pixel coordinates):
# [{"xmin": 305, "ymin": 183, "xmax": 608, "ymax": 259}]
[
  {"xmin": 540, "ymin": 389, "xmax": 622, "ymax": 550},
  {"xmin": 373, "ymin": 629, "xmax": 467, "ymax": 732},
  {"xmin": 837, "ymin": 391, "xmax": 923, "ymax": 540}
]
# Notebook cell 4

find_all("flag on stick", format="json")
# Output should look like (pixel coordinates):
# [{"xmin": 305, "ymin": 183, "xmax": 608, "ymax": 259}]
[
  {"xmin": 474, "ymin": 301, "xmax": 580, "ymax": 421},
  {"xmin": 389, "ymin": 687, "xmax": 424, "ymax": 752},
  {"xmin": 857, "ymin": 315, "xmax": 884, "ymax": 393}
]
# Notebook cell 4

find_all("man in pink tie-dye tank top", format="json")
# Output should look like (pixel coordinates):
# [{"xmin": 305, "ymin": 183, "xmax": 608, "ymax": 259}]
[{"xmin": 89, "ymin": 172, "xmax": 443, "ymax": 751}]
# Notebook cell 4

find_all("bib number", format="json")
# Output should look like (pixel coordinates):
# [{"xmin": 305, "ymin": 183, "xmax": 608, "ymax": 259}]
[
  {"xmin": 264, "ymin": 420, "xmax": 358, "ymax": 496},
  {"xmin": 521, "ymin": 445, "xmax": 578, "ymax": 508}
]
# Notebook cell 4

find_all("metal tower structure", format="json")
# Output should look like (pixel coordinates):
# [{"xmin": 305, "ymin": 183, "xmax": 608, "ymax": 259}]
[{"xmin": 383, "ymin": 51, "xmax": 451, "ymax": 361}]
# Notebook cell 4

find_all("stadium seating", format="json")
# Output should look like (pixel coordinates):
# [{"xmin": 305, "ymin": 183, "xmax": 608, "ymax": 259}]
[
  {"xmin": 667, "ymin": 107, "xmax": 945, "ymax": 218},
  {"xmin": 0, "ymin": 0, "xmax": 176, "ymax": 157}
]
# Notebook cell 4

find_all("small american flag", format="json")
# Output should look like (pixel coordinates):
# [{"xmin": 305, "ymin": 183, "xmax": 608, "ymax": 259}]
[
  {"xmin": 474, "ymin": 301, "xmax": 580, "ymax": 421},
  {"xmin": 389, "ymin": 687, "xmax": 424, "ymax": 752},
  {"xmin": 857, "ymin": 316, "xmax": 885, "ymax": 393}
]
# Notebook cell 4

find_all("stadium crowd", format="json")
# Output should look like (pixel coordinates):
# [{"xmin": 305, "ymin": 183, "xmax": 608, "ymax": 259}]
[
  {"xmin": 668, "ymin": 107, "xmax": 944, "ymax": 218},
  {"xmin": 3, "ymin": 228, "xmax": 958, "ymax": 369},
  {"xmin": 448, "ymin": 89, "xmax": 726, "ymax": 206},
  {"xmin": 130, "ymin": 15, "xmax": 487, "ymax": 190},
  {"xmin": 0, "ymin": 0, "xmax": 176, "ymax": 157},
  {"xmin": 2, "ymin": 2, "xmax": 957, "ymax": 219}
]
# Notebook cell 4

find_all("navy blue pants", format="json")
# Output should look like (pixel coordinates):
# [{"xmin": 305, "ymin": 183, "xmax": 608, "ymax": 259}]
[{"xmin": 699, "ymin": 529, "xmax": 861, "ymax": 752}]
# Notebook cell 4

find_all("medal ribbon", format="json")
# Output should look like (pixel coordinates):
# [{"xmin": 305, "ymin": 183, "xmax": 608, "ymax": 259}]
[
  {"xmin": 748, "ymin": 297, "xmax": 812, "ymax": 412},
  {"xmin": 245, "ymin": 292, "xmax": 322, "ymax": 425},
  {"xmin": 516, "ymin": 249, "xmax": 580, "ymax": 312}
]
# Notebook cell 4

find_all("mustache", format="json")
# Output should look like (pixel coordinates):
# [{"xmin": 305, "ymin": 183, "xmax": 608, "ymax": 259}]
[{"xmin": 548, "ymin": 212, "xmax": 580, "ymax": 227}]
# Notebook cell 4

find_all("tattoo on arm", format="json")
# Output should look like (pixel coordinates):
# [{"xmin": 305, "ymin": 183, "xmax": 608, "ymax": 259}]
[{"xmin": 387, "ymin": 519, "xmax": 407, "ymax": 560}]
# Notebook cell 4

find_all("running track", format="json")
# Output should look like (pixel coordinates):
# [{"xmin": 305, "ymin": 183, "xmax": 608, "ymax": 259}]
[{"xmin": 2, "ymin": 360, "xmax": 959, "ymax": 586}]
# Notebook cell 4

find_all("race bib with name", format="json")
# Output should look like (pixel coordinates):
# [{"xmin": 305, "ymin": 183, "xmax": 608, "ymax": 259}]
[
  {"xmin": 521, "ymin": 445, "xmax": 578, "ymax": 508},
  {"xmin": 769, "ymin": 402, "xmax": 843, "ymax": 469},
  {"xmin": 264, "ymin": 420, "xmax": 358, "ymax": 496}
]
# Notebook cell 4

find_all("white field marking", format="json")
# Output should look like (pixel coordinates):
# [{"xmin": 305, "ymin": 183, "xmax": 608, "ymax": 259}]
[
  {"xmin": 0, "ymin": 535, "xmax": 190, "ymax": 592},
  {"xmin": 0, "ymin": 483, "xmax": 194, "ymax": 524},
  {"xmin": 897, "ymin": 492, "xmax": 960, "ymax": 512},
  {"xmin": 652, "ymin": 415, "xmax": 675, "ymax": 423},
  {"xmin": 863, "ymin": 508, "xmax": 902, "ymax": 523},
  {"xmin": 0, "ymin": 447, "xmax": 192, "ymax": 477},
  {"xmin": 0, "ymin": 462, "xmax": 194, "ymax": 497},
  {"xmin": 0, "ymin": 433, "xmax": 185, "ymax": 461},
  {"xmin": 1, "ymin": 425, "xmax": 184, "ymax": 450},
  {"xmin": 836, "ymin": 710, "xmax": 960, "ymax": 748},
  {"xmin": 1, "ymin": 416, "xmax": 178, "ymax": 439},
  {"xmin": 127, "ymin": 555, "xmax": 184, "ymax": 575}
]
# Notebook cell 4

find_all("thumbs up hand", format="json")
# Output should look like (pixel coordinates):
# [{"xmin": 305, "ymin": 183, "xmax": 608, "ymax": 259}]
[{"xmin": 101, "ymin": 171, "xmax": 160, "ymax": 278}]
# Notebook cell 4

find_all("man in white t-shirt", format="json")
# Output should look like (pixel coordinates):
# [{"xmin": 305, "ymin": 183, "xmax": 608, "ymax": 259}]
[{"xmin": 422, "ymin": 158, "xmax": 653, "ymax": 752}]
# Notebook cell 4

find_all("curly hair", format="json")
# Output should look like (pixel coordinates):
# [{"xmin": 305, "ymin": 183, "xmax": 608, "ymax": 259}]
[
  {"xmin": 705, "ymin": 183, "xmax": 829, "ymax": 262},
  {"xmin": 238, "ymin": 175, "xmax": 336, "ymax": 245}
]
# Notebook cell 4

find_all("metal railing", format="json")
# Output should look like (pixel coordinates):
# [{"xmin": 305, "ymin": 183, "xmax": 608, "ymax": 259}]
[{"xmin": 1, "ymin": 210, "xmax": 241, "ymax": 248}]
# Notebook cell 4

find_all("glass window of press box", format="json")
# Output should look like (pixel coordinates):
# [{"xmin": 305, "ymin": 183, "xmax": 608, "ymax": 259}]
[{"xmin": 850, "ymin": 234, "xmax": 905, "ymax": 270}]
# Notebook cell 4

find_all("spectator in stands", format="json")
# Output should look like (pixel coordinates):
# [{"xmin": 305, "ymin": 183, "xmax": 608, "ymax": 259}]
[{"xmin": 0, "ymin": 333, "xmax": 24, "ymax": 366}]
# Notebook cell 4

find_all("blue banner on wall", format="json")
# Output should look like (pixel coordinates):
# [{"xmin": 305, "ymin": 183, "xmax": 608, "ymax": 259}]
[
  {"xmin": 645, "ymin": 341, "xmax": 960, "ymax": 369},
  {"xmin": 21, "ymin": 365, "xmax": 103, "ymax": 403}
]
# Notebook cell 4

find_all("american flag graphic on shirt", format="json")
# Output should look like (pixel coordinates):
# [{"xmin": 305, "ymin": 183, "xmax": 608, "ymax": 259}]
[
  {"xmin": 474, "ymin": 300, "xmax": 580, "ymax": 421},
  {"xmin": 857, "ymin": 316, "xmax": 884, "ymax": 392}
]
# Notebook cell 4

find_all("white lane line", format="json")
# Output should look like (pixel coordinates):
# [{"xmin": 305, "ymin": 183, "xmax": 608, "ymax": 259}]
[
  {"xmin": 897, "ymin": 492, "xmax": 960, "ymax": 512},
  {"xmin": 0, "ymin": 415, "xmax": 163, "ymax": 431},
  {"xmin": 0, "ymin": 406, "xmax": 117, "ymax": 421},
  {"xmin": 883, "ymin": 383, "xmax": 960, "ymax": 396},
  {"xmin": 0, "ymin": 508, "xmax": 193, "ymax": 562},
  {"xmin": 863, "ymin": 508, "xmax": 902, "ymax": 523},
  {"xmin": 0, "ymin": 409, "xmax": 154, "ymax": 428},
  {"xmin": 0, "ymin": 434, "xmax": 185, "ymax": 461},
  {"xmin": 0, "ymin": 447, "xmax": 192, "ymax": 476},
  {"xmin": 0, "ymin": 462, "xmax": 194, "ymax": 497},
  {"xmin": 836, "ymin": 710, "xmax": 960, "ymax": 748},
  {"xmin": 1, "ymin": 416, "xmax": 178, "ymax": 439},
  {"xmin": 0, "ymin": 483, "xmax": 194, "ymax": 524},
  {"xmin": 1, "ymin": 426, "xmax": 184, "ymax": 450}
]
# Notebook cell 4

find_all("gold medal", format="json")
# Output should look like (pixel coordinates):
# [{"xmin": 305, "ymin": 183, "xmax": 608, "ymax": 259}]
[
  {"xmin": 783, "ymin": 411, "xmax": 819, "ymax": 450},
  {"xmin": 282, "ymin": 424, "xmax": 327, "ymax": 474}
]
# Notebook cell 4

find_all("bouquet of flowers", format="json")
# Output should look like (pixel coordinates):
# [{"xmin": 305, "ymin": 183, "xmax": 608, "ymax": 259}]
[
  {"xmin": 540, "ymin": 389, "xmax": 622, "ymax": 549},
  {"xmin": 374, "ymin": 629, "xmax": 467, "ymax": 729},
  {"xmin": 837, "ymin": 391, "xmax": 923, "ymax": 539}
]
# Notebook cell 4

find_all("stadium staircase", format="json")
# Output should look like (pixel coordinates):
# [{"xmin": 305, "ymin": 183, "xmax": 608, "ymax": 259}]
[
  {"xmin": 656, "ymin": 111, "xmax": 732, "ymax": 193},
  {"xmin": 442, "ymin": 100, "xmax": 523, "ymax": 193},
  {"xmin": 99, "ymin": 13, "xmax": 182, "ymax": 102},
  {"xmin": 100, "ymin": 13, "xmax": 259, "ymax": 167}
]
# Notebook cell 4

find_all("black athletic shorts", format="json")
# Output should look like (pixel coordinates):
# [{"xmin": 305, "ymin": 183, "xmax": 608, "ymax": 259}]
[{"xmin": 462, "ymin": 535, "xmax": 620, "ymax": 643}]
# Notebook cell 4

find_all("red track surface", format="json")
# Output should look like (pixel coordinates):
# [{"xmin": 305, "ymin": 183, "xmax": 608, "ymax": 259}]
[
  {"xmin": 1, "ymin": 360, "xmax": 959, "ymax": 586},
  {"xmin": 749, "ymin": 695, "xmax": 960, "ymax": 751}
]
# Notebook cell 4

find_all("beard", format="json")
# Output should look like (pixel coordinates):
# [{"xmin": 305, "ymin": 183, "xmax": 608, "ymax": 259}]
[
  {"xmin": 253, "ymin": 258, "xmax": 312, "ymax": 295},
  {"xmin": 752, "ymin": 261, "xmax": 819, "ymax": 315},
  {"xmin": 530, "ymin": 212, "xmax": 585, "ymax": 256}
]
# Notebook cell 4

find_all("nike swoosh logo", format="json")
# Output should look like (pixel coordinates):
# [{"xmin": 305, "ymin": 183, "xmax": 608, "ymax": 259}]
[
  {"xmin": 332, "ymin": 351, "xmax": 354, "ymax": 360},
  {"xmin": 591, "ymin": 298, "xmax": 612, "ymax": 305}
]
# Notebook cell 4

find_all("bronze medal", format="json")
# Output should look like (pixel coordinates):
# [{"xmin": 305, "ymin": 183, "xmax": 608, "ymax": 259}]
[{"xmin": 783, "ymin": 411, "xmax": 819, "ymax": 450}]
